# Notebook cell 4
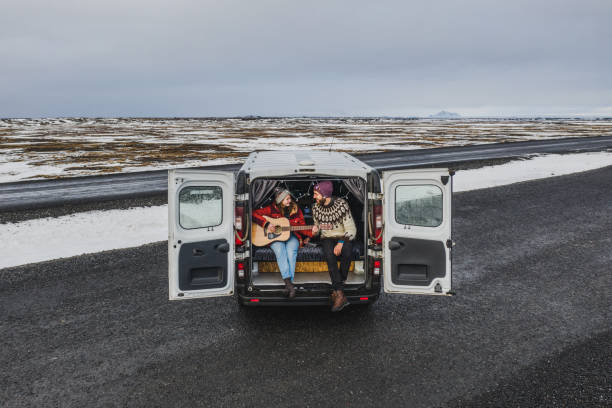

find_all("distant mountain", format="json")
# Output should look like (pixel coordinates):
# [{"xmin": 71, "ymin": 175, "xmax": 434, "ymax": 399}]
[{"xmin": 429, "ymin": 110, "xmax": 461, "ymax": 118}]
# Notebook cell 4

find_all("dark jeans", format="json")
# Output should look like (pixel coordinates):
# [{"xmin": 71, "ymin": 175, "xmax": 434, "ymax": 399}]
[{"xmin": 321, "ymin": 239, "xmax": 353, "ymax": 291}]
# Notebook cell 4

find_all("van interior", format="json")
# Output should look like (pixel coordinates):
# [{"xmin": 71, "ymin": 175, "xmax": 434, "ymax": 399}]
[{"xmin": 250, "ymin": 177, "xmax": 367, "ymax": 287}]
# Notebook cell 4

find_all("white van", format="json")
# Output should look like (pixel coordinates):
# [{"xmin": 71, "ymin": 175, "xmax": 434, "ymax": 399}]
[{"xmin": 168, "ymin": 150, "xmax": 454, "ymax": 306}]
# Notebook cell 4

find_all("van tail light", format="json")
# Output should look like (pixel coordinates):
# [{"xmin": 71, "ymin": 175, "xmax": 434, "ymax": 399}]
[
  {"xmin": 373, "ymin": 260, "xmax": 381, "ymax": 276},
  {"xmin": 235, "ymin": 215, "xmax": 243, "ymax": 231},
  {"xmin": 237, "ymin": 262, "xmax": 245, "ymax": 278},
  {"xmin": 235, "ymin": 205, "xmax": 246, "ymax": 246},
  {"xmin": 373, "ymin": 204, "xmax": 383, "ymax": 245}
]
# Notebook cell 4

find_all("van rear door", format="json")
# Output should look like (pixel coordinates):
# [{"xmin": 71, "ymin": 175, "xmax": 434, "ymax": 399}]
[
  {"xmin": 168, "ymin": 170, "xmax": 235, "ymax": 300},
  {"xmin": 382, "ymin": 169, "xmax": 453, "ymax": 295}
]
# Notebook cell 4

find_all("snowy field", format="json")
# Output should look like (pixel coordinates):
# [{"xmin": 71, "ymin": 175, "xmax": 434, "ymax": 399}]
[
  {"xmin": 1, "ymin": 151, "xmax": 611, "ymax": 269},
  {"xmin": 1, "ymin": 117, "xmax": 611, "ymax": 182}
]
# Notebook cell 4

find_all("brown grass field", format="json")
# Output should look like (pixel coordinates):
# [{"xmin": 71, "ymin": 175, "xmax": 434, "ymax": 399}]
[{"xmin": 1, "ymin": 117, "xmax": 610, "ymax": 180}]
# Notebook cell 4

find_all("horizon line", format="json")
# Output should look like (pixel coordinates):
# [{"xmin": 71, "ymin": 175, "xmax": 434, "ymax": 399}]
[{"xmin": 2, "ymin": 115, "xmax": 612, "ymax": 120}]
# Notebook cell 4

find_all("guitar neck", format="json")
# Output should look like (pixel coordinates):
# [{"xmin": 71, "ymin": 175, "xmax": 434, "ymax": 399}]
[
  {"xmin": 291, "ymin": 225, "xmax": 314, "ymax": 231},
  {"xmin": 281, "ymin": 225, "xmax": 331, "ymax": 231}
]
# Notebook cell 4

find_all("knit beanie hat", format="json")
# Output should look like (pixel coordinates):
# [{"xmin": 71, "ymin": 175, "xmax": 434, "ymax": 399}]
[
  {"xmin": 313, "ymin": 180, "xmax": 333, "ymax": 198},
  {"xmin": 274, "ymin": 187, "xmax": 291, "ymax": 204}
]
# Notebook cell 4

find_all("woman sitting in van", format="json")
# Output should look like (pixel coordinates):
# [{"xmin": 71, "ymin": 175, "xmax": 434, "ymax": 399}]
[{"xmin": 252, "ymin": 187, "xmax": 311, "ymax": 298}]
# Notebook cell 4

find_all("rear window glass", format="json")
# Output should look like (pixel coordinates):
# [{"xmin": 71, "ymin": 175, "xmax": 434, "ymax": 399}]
[
  {"xmin": 179, "ymin": 186, "xmax": 223, "ymax": 229},
  {"xmin": 395, "ymin": 185, "xmax": 443, "ymax": 227}
]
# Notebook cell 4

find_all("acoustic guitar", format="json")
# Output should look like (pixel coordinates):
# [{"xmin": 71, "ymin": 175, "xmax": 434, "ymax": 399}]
[{"xmin": 252, "ymin": 215, "xmax": 333, "ymax": 247}]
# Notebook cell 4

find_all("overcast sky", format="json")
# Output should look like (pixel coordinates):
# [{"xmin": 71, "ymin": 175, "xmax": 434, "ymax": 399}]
[{"xmin": 1, "ymin": 0, "xmax": 611, "ymax": 117}]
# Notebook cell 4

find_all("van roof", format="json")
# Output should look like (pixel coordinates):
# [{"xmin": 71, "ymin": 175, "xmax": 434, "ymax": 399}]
[{"xmin": 240, "ymin": 150, "xmax": 373, "ymax": 179}]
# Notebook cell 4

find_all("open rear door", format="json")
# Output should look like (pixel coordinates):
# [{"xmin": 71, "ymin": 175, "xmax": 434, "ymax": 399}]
[
  {"xmin": 382, "ymin": 169, "xmax": 453, "ymax": 295},
  {"xmin": 168, "ymin": 169, "xmax": 235, "ymax": 300}
]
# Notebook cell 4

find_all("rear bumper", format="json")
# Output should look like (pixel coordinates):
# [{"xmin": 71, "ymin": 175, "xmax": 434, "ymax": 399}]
[{"xmin": 237, "ymin": 292, "xmax": 379, "ymax": 307}]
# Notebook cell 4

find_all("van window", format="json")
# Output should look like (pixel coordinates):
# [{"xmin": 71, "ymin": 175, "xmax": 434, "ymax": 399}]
[
  {"xmin": 395, "ymin": 185, "xmax": 442, "ymax": 227},
  {"xmin": 179, "ymin": 186, "xmax": 223, "ymax": 229}
]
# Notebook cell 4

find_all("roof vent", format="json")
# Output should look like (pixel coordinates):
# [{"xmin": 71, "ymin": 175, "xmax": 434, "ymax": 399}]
[{"xmin": 299, "ymin": 160, "xmax": 314, "ymax": 166}]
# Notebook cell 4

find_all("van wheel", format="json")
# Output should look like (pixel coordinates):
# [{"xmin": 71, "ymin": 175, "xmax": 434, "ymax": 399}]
[
  {"xmin": 236, "ymin": 296, "xmax": 248, "ymax": 308},
  {"xmin": 235, "ymin": 294, "xmax": 248, "ymax": 308}
]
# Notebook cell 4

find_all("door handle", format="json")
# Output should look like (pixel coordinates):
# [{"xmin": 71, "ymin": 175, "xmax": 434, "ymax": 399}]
[
  {"xmin": 193, "ymin": 248, "xmax": 205, "ymax": 256},
  {"xmin": 388, "ymin": 240, "xmax": 403, "ymax": 251},
  {"xmin": 216, "ymin": 242, "xmax": 230, "ymax": 253}
]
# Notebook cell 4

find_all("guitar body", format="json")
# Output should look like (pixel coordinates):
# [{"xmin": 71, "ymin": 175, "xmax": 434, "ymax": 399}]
[{"xmin": 252, "ymin": 216, "xmax": 292, "ymax": 247}]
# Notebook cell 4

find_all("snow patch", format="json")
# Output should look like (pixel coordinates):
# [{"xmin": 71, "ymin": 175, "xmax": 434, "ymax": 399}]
[
  {"xmin": 1, "ymin": 207, "xmax": 168, "ymax": 269},
  {"xmin": 453, "ymin": 151, "xmax": 612, "ymax": 192}
]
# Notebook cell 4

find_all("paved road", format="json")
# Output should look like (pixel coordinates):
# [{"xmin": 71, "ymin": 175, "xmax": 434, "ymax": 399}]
[
  {"xmin": 2, "ymin": 135, "xmax": 611, "ymax": 210},
  {"xmin": 1, "ymin": 166, "xmax": 611, "ymax": 407}
]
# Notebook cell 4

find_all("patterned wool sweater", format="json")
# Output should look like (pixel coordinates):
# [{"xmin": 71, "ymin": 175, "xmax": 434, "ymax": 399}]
[{"xmin": 312, "ymin": 197, "xmax": 357, "ymax": 241}]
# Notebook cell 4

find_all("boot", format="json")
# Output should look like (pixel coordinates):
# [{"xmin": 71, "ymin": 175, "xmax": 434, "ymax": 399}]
[
  {"xmin": 329, "ymin": 290, "xmax": 337, "ymax": 304},
  {"xmin": 284, "ymin": 278, "xmax": 296, "ymax": 299},
  {"xmin": 331, "ymin": 289, "xmax": 349, "ymax": 312}
]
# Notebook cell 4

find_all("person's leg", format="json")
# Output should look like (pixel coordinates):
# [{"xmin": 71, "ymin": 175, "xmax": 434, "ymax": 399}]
[
  {"xmin": 322, "ymin": 239, "xmax": 342, "ymax": 290},
  {"xmin": 338, "ymin": 241, "xmax": 353, "ymax": 283},
  {"xmin": 286, "ymin": 234, "xmax": 300, "ymax": 282},
  {"xmin": 270, "ymin": 241, "xmax": 291, "ymax": 280},
  {"xmin": 329, "ymin": 241, "xmax": 352, "ymax": 312}
]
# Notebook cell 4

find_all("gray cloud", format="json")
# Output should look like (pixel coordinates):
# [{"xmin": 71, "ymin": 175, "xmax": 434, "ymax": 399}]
[{"xmin": 1, "ymin": 0, "xmax": 611, "ymax": 117}]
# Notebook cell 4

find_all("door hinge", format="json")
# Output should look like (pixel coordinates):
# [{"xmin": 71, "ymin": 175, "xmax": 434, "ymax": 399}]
[
  {"xmin": 368, "ymin": 192, "xmax": 383, "ymax": 200},
  {"xmin": 235, "ymin": 193, "xmax": 248, "ymax": 201},
  {"xmin": 236, "ymin": 240, "xmax": 250, "ymax": 250},
  {"xmin": 235, "ymin": 250, "xmax": 250, "ymax": 261},
  {"xmin": 446, "ymin": 239, "xmax": 455, "ymax": 248},
  {"xmin": 441, "ymin": 176, "xmax": 450, "ymax": 185}
]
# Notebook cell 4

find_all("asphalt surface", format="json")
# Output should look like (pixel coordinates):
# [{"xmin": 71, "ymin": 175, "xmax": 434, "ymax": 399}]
[
  {"xmin": 1, "ymin": 166, "xmax": 611, "ymax": 407},
  {"xmin": 447, "ymin": 329, "xmax": 611, "ymax": 407},
  {"xmin": 2, "ymin": 135, "xmax": 611, "ymax": 211}
]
